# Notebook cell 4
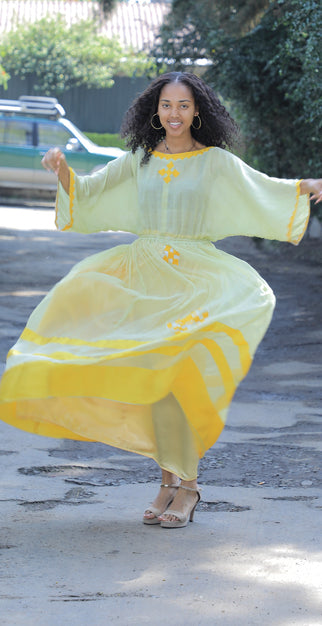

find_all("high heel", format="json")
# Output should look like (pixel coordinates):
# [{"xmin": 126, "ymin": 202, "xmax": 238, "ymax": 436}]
[
  {"xmin": 159, "ymin": 485, "xmax": 201, "ymax": 528},
  {"xmin": 143, "ymin": 483, "xmax": 180, "ymax": 525}
]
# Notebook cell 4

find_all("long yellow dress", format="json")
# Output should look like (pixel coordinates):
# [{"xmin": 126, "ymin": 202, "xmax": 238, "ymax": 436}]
[{"xmin": 0, "ymin": 147, "xmax": 310, "ymax": 479}]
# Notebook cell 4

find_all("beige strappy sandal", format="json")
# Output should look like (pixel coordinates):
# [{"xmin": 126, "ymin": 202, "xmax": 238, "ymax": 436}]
[
  {"xmin": 143, "ymin": 483, "xmax": 180, "ymax": 525},
  {"xmin": 159, "ymin": 485, "xmax": 201, "ymax": 528}
]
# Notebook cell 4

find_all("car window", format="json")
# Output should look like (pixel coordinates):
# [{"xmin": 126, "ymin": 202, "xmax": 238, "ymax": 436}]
[
  {"xmin": 0, "ymin": 119, "xmax": 34, "ymax": 146},
  {"xmin": 37, "ymin": 122, "xmax": 73, "ymax": 149}
]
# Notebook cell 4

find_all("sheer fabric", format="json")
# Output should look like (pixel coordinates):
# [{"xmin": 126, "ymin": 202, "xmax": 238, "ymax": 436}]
[{"xmin": 0, "ymin": 147, "xmax": 310, "ymax": 479}]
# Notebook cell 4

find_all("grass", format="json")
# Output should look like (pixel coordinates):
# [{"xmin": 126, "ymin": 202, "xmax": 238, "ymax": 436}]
[{"xmin": 84, "ymin": 132, "xmax": 126, "ymax": 150}]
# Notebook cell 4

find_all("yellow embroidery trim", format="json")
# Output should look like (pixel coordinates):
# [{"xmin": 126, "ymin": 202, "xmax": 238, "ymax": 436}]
[
  {"xmin": 153, "ymin": 147, "xmax": 212, "ymax": 161},
  {"xmin": 167, "ymin": 311, "xmax": 209, "ymax": 333},
  {"xmin": 162, "ymin": 245, "xmax": 180, "ymax": 265},
  {"xmin": 287, "ymin": 180, "xmax": 310, "ymax": 244},
  {"xmin": 158, "ymin": 161, "xmax": 180, "ymax": 183},
  {"xmin": 55, "ymin": 167, "xmax": 75, "ymax": 231}
]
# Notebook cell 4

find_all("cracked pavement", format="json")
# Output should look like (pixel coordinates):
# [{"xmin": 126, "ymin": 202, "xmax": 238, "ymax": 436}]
[{"xmin": 0, "ymin": 204, "xmax": 321, "ymax": 625}]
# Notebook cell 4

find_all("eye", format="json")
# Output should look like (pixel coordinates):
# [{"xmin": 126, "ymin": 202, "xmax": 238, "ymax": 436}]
[{"xmin": 162, "ymin": 104, "xmax": 170, "ymax": 108}]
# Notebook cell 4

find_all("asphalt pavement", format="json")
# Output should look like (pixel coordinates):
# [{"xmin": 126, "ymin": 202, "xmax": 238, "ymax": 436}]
[{"xmin": 0, "ymin": 204, "xmax": 321, "ymax": 625}]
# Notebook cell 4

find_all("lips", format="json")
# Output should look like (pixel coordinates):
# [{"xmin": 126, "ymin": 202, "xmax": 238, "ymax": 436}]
[{"xmin": 169, "ymin": 122, "xmax": 181, "ymax": 128}]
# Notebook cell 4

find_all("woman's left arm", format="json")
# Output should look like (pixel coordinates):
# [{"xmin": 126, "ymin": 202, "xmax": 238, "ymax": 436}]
[{"xmin": 300, "ymin": 178, "xmax": 322, "ymax": 203}]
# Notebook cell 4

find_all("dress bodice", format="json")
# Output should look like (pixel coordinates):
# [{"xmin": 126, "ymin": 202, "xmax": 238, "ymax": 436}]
[
  {"xmin": 136, "ymin": 148, "xmax": 214, "ymax": 240},
  {"xmin": 55, "ymin": 146, "xmax": 309, "ymax": 246}
]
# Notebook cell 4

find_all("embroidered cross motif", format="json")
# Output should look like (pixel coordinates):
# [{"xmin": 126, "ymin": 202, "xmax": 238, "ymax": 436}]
[
  {"xmin": 167, "ymin": 310, "xmax": 209, "ymax": 333},
  {"xmin": 162, "ymin": 245, "xmax": 180, "ymax": 265},
  {"xmin": 158, "ymin": 161, "xmax": 180, "ymax": 184}
]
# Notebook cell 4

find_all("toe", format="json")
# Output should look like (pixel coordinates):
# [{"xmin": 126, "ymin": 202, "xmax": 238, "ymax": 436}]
[{"xmin": 158, "ymin": 513, "xmax": 178, "ymax": 523}]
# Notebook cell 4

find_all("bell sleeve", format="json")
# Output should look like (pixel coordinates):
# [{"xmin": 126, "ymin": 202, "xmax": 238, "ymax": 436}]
[
  {"xmin": 209, "ymin": 148, "xmax": 310, "ymax": 244},
  {"xmin": 55, "ymin": 150, "xmax": 139, "ymax": 234}
]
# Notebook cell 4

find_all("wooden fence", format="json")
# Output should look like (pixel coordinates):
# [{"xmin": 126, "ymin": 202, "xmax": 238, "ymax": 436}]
[{"xmin": 0, "ymin": 75, "xmax": 150, "ymax": 133}]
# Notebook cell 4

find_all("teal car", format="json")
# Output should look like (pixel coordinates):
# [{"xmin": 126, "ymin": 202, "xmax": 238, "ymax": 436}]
[{"xmin": 0, "ymin": 95, "xmax": 124, "ymax": 197}]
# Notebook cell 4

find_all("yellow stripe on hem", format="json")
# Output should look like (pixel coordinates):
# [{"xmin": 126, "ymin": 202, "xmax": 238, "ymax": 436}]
[
  {"xmin": 0, "ymin": 359, "xmax": 179, "ymax": 404},
  {"xmin": 18, "ymin": 321, "xmax": 251, "ymax": 361},
  {"xmin": 0, "ymin": 355, "xmax": 226, "ymax": 457},
  {"xmin": 7, "ymin": 323, "xmax": 251, "ymax": 416},
  {"xmin": 2, "ymin": 330, "xmax": 251, "ymax": 406},
  {"xmin": 172, "ymin": 357, "xmax": 225, "ymax": 456},
  {"xmin": 19, "ymin": 327, "xmax": 145, "ymax": 351},
  {"xmin": 8, "ymin": 332, "xmax": 251, "ymax": 391},
  {"xmin": 0, "ymin": 325, "xmax": 252, "ymax": 460}
]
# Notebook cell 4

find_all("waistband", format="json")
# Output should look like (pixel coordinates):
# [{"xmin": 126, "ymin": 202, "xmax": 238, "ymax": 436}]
[{"xmin": 137, "ymin": 234, "xmax": 213, "ymax": 245}]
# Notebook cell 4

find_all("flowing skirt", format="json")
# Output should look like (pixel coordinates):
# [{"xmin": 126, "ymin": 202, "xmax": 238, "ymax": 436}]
[{"xmin": 0, "ymin": 236, "xmax": 275, "ymax": 479}]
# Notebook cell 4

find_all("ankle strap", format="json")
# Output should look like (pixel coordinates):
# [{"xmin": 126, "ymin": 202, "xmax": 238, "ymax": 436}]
[
  {"xmin": 161, "ymin": 483, "xmax": 179, "ymax": 488},
  {"xmin": 178, "ymin": 485, "xmax": 200, "ymax": 493}
]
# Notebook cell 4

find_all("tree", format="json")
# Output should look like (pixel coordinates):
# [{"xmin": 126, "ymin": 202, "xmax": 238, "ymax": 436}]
[
  {"xmin": 0, "ymin": 17, "xmax": 155, "ymax": 95},
  {"xmin": 154, "ymin": 0, "xmax": 271, "ymax": 63},
  {"xmin": 155, "ymin": 0, "xmax": 322, "ymax": 180},
  {"xmin": 97, "ymin": 0, "xmax": 118, "ymax": 15}
]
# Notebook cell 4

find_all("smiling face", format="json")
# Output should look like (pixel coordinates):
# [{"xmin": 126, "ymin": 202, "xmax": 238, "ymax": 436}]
[{"xmin": 157, "ymin": 81, "xmax": 198, "ymax": 141}]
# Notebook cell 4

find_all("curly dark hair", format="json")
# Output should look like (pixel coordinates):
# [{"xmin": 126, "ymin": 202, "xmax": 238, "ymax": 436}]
[{"xmin": 120, "ymin": 71, "xmax": 239, "ymax": 164}]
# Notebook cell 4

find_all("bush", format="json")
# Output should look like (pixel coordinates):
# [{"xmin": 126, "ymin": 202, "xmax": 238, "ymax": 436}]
[
  {"xmin": 212, "ymin": 1, "xmax": 322, "ymax": 179},
  {"xmin": 1, "ymin": 17, "xmax": 156, "ymax": 94},
  {"xmin": 84, "ymin": 132, "xmax": 126, "ymax": 149}
]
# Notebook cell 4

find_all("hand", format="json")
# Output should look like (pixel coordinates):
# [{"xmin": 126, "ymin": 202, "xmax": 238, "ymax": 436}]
[
  {"xmin": 41, "ymin": 147, "xmax": 65, "ymax": 176},
  {"xmin": 301, "ymin": 178, "xmax": 322, "ymax": 204},
  {"xmin": 310, "ymin": 179, "xmax": 322, "ymax": 204},
  {"xmin": 41, "ymin": 147, "xmax": 70, "ymax": 193}
]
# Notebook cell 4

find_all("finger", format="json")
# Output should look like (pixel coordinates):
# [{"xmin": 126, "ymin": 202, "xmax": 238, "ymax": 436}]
[
  {"xmin": 41, "ymin": 155, "xmax": 52, "ymax": 171},
  {"xmin": 53, "ymin": 151, "xmax": 64, "ymax": 175},
  {"xmin": 310, "ymin": 189, "xmax": 321, "ymax": 199},
  {"xmin": 41, "ymin": 148, "xmax": 63, "ymax": 174},
  {"xmin": 41, "ymin": 149, "xmax": 55, "ymax": 170}
]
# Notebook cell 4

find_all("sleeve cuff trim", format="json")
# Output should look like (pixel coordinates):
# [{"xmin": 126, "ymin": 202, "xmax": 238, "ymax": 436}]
[{"xmin": 287, "ymin": 180, "xmax": 310, "ymax": 245}]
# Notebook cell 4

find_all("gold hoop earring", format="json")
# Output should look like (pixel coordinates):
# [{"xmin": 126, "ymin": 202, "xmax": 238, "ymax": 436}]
[
  {"xmin": 150, "ymin": 113, "xmax": 163, "ymax": 130},
  {"xmin": 192, "ymin": 114, "xmax": 202, "ymax": 130}
]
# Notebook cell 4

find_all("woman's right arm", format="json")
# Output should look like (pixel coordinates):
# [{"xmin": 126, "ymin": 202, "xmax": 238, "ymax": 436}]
[
  {"xmin": 45, "ymin": 147, "xmax": 139, "ymax": 234},
  {"xmin": 41, "ymin": 147, "xmax": 70, "ymax": 194}
]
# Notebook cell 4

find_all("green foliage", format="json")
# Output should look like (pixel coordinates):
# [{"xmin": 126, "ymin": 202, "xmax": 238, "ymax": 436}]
[
  {"xmin": 155, "ymin": 0, "xmax": 270, "ymax": 65},
  {"xmin": 0, "ymin": 17, "xmax": 156, "ymax": 95},
  {"xmin": 214, "ymin": 1, "xmax": 322, "ymax": 178},
  {"xmin": 84, "ymin": 132, "xmax": 126, "ymax": 149},
  {"xmin": 155, "ymin": 0, "xmax": 322, "ymax": 179}
]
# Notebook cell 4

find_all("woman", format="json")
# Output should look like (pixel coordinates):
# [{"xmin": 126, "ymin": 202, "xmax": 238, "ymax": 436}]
[{"xmin": 0, "ymin": 72, "xmax": 321, "ymax": 528}]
